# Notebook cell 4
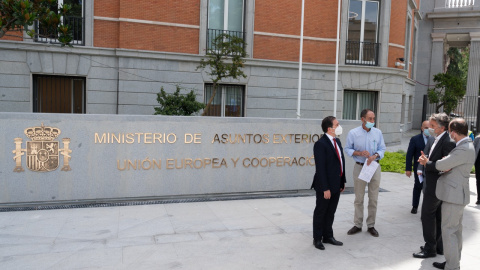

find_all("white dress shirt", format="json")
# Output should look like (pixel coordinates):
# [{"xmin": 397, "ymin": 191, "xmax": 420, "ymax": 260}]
[
  {"xmin": 429, "ymin": 131, "xmax": 447, "ymax": 157},
  {"xmin": 326, "ymin": 133, "xmax": 343, "ymax": 169}
]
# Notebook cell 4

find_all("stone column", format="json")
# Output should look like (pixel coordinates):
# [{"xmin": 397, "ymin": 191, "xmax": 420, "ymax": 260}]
[
  {"xmin": 466, "ymin": 32, "xmax": 480, "ymax": 97},
  {"xmin": 429, "ymin": 33, "xmax": 446, "ymax": 85},
  {"xmin": 466, "ymin": 32, "xmax": 480, "ymax": 132}
]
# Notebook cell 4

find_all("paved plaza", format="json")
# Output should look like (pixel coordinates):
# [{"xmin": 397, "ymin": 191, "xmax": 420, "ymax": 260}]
[{"xmin": 1, "ymin": 131, "xmax": 479, "ymax": 269}]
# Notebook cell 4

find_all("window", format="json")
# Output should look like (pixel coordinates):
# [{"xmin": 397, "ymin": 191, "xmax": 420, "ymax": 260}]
[
  {"xmin": 35, "ymin": 0, "xmax": 85, "ymax": 45},
  {"xmin": 204, "ymin": 84, "xmax": 245, "ymax": 117},
  {"xmin": 408, "ymin": 95, "xmax": 413, "ymax": 122},
  {"xmin": 207, "ymin": 0, "xmax": 245, "ymax": 50},
  {"xmin": 346, "ymin": 0, "xmax": 380, "ymax": 66},
  {"xmin": 405, "ymin": 16, "xmax": 412, "ymax": 71},
  {"xmin": 33, "ymin": 75, "xmax": 86, "ymax": 113},
  {"xmin": 411, "ymin": 26, "xmax": 417, "ymax": 78},
  {"xmin": 342, "ymin": 90, "xmax": 378, "ymax": 120},
  {"xmin": 401, "ymin": 94, "xmax": 406, "ymax": 124}
]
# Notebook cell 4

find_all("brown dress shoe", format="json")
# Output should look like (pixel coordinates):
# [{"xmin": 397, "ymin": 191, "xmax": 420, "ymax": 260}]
[
  {"xmin": 347, "ymin": 226, "xmax": 362, "ymax": 235},
  {"xmin": 367, "ymin": 227, "xmax": 379, "ymax": 237}
]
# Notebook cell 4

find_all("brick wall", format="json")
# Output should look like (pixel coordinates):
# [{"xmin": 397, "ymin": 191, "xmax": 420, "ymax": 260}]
[
  {"xmin": 95, "ymin": 0, "xmax": 120, "ymax": 17},
  {"xmin": 254, "ymin": 0, "xmax": 338, "ymax": 64},
  {"xmin": 389, "ymin": 0, "xmax": 407, "ymax": 69},
  {"xmin": 93, "ymin": 0, "xmax": 199, "ymax": 54},
  {"xmin": 119, "ymin": 23, "xmax": 199, "ymax": 54},
  {"xmin": 94, "ymin": 20, "xmax": 119, "ymax": 48},
  {"xmin": 0, "ymin": 32, "xmax": 23, "ymax": 42}
]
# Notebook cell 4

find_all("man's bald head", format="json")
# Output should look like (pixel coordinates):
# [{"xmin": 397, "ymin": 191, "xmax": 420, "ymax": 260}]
[{"xmin": 421, "ymin": 120, "xmax": 430, "ymax": 132}]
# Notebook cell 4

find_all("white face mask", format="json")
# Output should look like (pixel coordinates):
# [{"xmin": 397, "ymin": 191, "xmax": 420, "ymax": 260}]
[
  {"xmin": 449, "ymin": 131, "xmax": 455, "ymax": 141},
  {"xmin": 335, "ymin": 125, "xmax": 343, "ymax": 136},
  {"xmin": 428, "ymin": 128, "xmax": 436, "ymax": 138}
]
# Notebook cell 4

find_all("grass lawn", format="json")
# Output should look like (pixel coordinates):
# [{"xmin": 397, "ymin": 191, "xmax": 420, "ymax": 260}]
[{"xmin": 380, "ymin": 150, "xmax": 475, "ymax": 174}]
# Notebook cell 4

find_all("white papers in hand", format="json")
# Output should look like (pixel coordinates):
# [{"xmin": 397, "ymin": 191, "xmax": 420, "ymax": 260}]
[
  {"xmin": 358, "ymin": 161, "xmax": 379, "ymax": 183},
  {"xmin": 418, "ymin": 174, "xmax": 424, "ymax": 184}
]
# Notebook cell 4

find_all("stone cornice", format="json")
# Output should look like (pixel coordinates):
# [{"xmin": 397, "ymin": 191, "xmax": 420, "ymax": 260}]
[
  {"xmin": 427, "ymin": 10, "xmax": 480, "ymax": 19},
  {"xmin": 431, "ymin": 33, "xmax": 446, "ymax": 42}
]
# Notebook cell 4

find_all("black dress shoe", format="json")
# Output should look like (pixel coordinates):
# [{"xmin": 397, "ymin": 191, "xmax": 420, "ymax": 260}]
[
  {"xmin": 413, "ymin": 250, "xmax": 436, "ymax": 258},
  {"xmin": 432, "ymin": 261, "xmax": 446, "ymax": 269},
  {"xmin": 367, "ymin": 227, "xmax": 379, "ymax": 237},
  {"xmin": 411, "ymin": 207, "xmax": 417, "ymax": 214},
  {"xmin": 313, "ymin": 239, "xmax": 325, "ymax": 250},
  {"xmin": 323, "ymin": 237, "xmax": 343, "ymax": 246},
  {"xmin": 347, "ymin": 226, "xmax": 362, "ymax": 235},
  {"xmin": 420, "ymin": 246, "xmax": 443, "ymax": 255}
]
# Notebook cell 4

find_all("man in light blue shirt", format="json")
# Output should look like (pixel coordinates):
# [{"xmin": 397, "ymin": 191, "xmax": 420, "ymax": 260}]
[{"xmin": 344, "ymin": 109, "xmax": 386, "ymax": 237}]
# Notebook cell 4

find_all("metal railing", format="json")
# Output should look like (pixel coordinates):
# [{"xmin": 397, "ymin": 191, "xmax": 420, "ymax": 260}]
[
  {"xmin": 34, "ymin": 16, "xmax": 85, "ymax": 46},
  {"xmin": 422, "ymin": 95, "xmax": 480, "ymax": 134},
  {"xmin": 446, "ymin": 0, "xmax": 475, "ymax": 8},
  {"xmin": 345, "ymin": 41, "xmax": 380, "ymax": 66},
  {"xmin": 206, "ymin": 29, "xmax": 245, "ymax": 53}
]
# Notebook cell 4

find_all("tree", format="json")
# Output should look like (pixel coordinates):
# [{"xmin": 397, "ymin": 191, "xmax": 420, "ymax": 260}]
[
  {"xmin": 427, "ymin": 73, "xmax": 466, "ymax": 114},
  {"xmin": 0, "ymin": 0, "xmax": 72, "ymax": 46},
  {"xmin": 446, "ymin": 47, "xmax": 468, "ymax": 88},
  {"xmin": 196, "ymin": 33, "xmax": 247, "ymax": 116},
  {"xmin": 154, "ymin": 85, "xmax": 205, "ymax": 116}
]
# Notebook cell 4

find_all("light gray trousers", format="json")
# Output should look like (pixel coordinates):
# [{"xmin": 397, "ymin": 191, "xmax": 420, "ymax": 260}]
[
  {"xmin": 441, "ymin": 201, "xmax": 465, "ymax": 270},
  {"xmin": 353, "ymin": 163, "xmax": 381, "ymax": 228}
]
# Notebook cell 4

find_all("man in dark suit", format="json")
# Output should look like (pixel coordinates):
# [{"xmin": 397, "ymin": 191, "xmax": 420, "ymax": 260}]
[
  {"xmin": 406, "ymin": 120, "xmax": 430, "ymax": 214},
  {"xmin": 413, "ymin": 113, "xmax": 455, "ymax": 259},
  {"xmin": 419, "ymin": 118, "xmax": 475, "ymax": 270},
  {"xmin": 311, "ymin": 116, "xmax": 346, "ymax": 250}
]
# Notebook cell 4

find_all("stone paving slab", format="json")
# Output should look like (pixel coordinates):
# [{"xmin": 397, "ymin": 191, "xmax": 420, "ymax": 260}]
[{"xmin": 0, "ymin": 171, "xmax": 479, "ymax": 270}]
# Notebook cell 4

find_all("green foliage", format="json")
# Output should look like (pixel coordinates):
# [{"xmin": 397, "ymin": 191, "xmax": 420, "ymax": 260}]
[
  {"xmin": 154, "ymin": 85, "xmax": 205, "ymax": 116},
  {"xmin": 427, "ymin": 73, "xmax": 466, "ymax": 114},
  {"xmin": 197, "ymin": 33, "xmax": 248, "ymax": 116},
  {"xmin": 0, "ymin": 0, "xmax": 72, "ymax": 46},
  {"xmin": 379, "ymin": 151, "xmax": 407, "ymax": 174},
  {"xmin": 379, "ymin": 150, "xmax": 476, "ymax": 174}
]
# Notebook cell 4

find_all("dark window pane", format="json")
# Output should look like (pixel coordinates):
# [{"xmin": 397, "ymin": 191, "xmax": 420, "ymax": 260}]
[
  {"xmin": 33, "ymin": 75, "xmax": 85, "ymax": 114},
  {"xmin": 225, "ymin": 85, "xmax": 243, "ymax": 117},
  {"xmin": 204, "ymin": 84, "xmax": 222, "ymax": 116}
]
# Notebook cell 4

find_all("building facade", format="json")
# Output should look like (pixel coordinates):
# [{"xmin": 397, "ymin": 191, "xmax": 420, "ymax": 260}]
[
  {"xmin": 0, "ymin": 0, "xmax": 421, "ymax": 144},
  {"xmin": 414, "ymin": 0, "xmax": 480, "ymax": 130}
]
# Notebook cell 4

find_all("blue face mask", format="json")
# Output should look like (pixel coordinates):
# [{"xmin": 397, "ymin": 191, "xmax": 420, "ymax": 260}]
[
  {"xmin": 423, "ymin": 129, "xmax": 430, "ymax": 137},
  {"xmin": 365, "ymin": 121, "xmax": 375, "ymax": 129}
]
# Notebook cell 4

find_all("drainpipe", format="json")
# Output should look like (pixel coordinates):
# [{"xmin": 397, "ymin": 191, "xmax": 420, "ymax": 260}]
[
  {"xmin": 334, "ymin": 0, "xmax": 341, "ymax": 117},
  {"xmin": 296, "ymin": 0, "xmax": 305, "ymax": 119}
]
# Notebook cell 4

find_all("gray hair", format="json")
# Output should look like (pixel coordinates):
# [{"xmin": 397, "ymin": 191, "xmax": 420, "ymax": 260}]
[{"xmin": 429, "ymin": 113, "xmax": 450, "ymax": 129}]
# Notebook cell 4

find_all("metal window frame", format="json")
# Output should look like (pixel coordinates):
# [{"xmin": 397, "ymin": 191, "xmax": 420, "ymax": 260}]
[{"xmin": 204, "ymin": 83, "xmax": 245, "ymax": 117}]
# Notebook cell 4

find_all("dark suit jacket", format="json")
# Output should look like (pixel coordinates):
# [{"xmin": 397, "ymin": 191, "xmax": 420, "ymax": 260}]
[
  {"xmin": 311, "ymin": 134, "xmax": 346, "ymax": 193},
  {"xmin": 406, "ymin": 133, "xmax": 426, "ymax": 172},
  {"xmin": 424, "ymin": 132, "xmax": 456, "ymax": 197}
]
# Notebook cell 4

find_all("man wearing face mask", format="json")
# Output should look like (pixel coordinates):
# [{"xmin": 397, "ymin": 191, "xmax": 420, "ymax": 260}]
[
  {"xmin": 311, "ymin": 116, "xmax": 346, "ymax": 250},
  {"xmin": 413, "ymin": 113, "xmax": 455, "ymax": 259},
  {"xmin": 418, "ymin": 118, "xmax": 474, "ymax": 270},
  {"xmin": 405, "ymin": 120, "xmax": 431, "ymax": 214},
  {"xmin": 345, "ymin": 109, "xmax": 386, "ymax": 237}
]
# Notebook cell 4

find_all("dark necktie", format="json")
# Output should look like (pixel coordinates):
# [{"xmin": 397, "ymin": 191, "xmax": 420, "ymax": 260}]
[{"xmin": 334, "ymin": 139, "xmax": 343, "ymax": 177}]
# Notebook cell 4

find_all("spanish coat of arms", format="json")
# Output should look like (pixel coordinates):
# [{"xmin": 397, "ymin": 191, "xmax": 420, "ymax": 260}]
[{"xmin": 12, "ymin": 123, "xmax": 72, "ymax": 172}]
